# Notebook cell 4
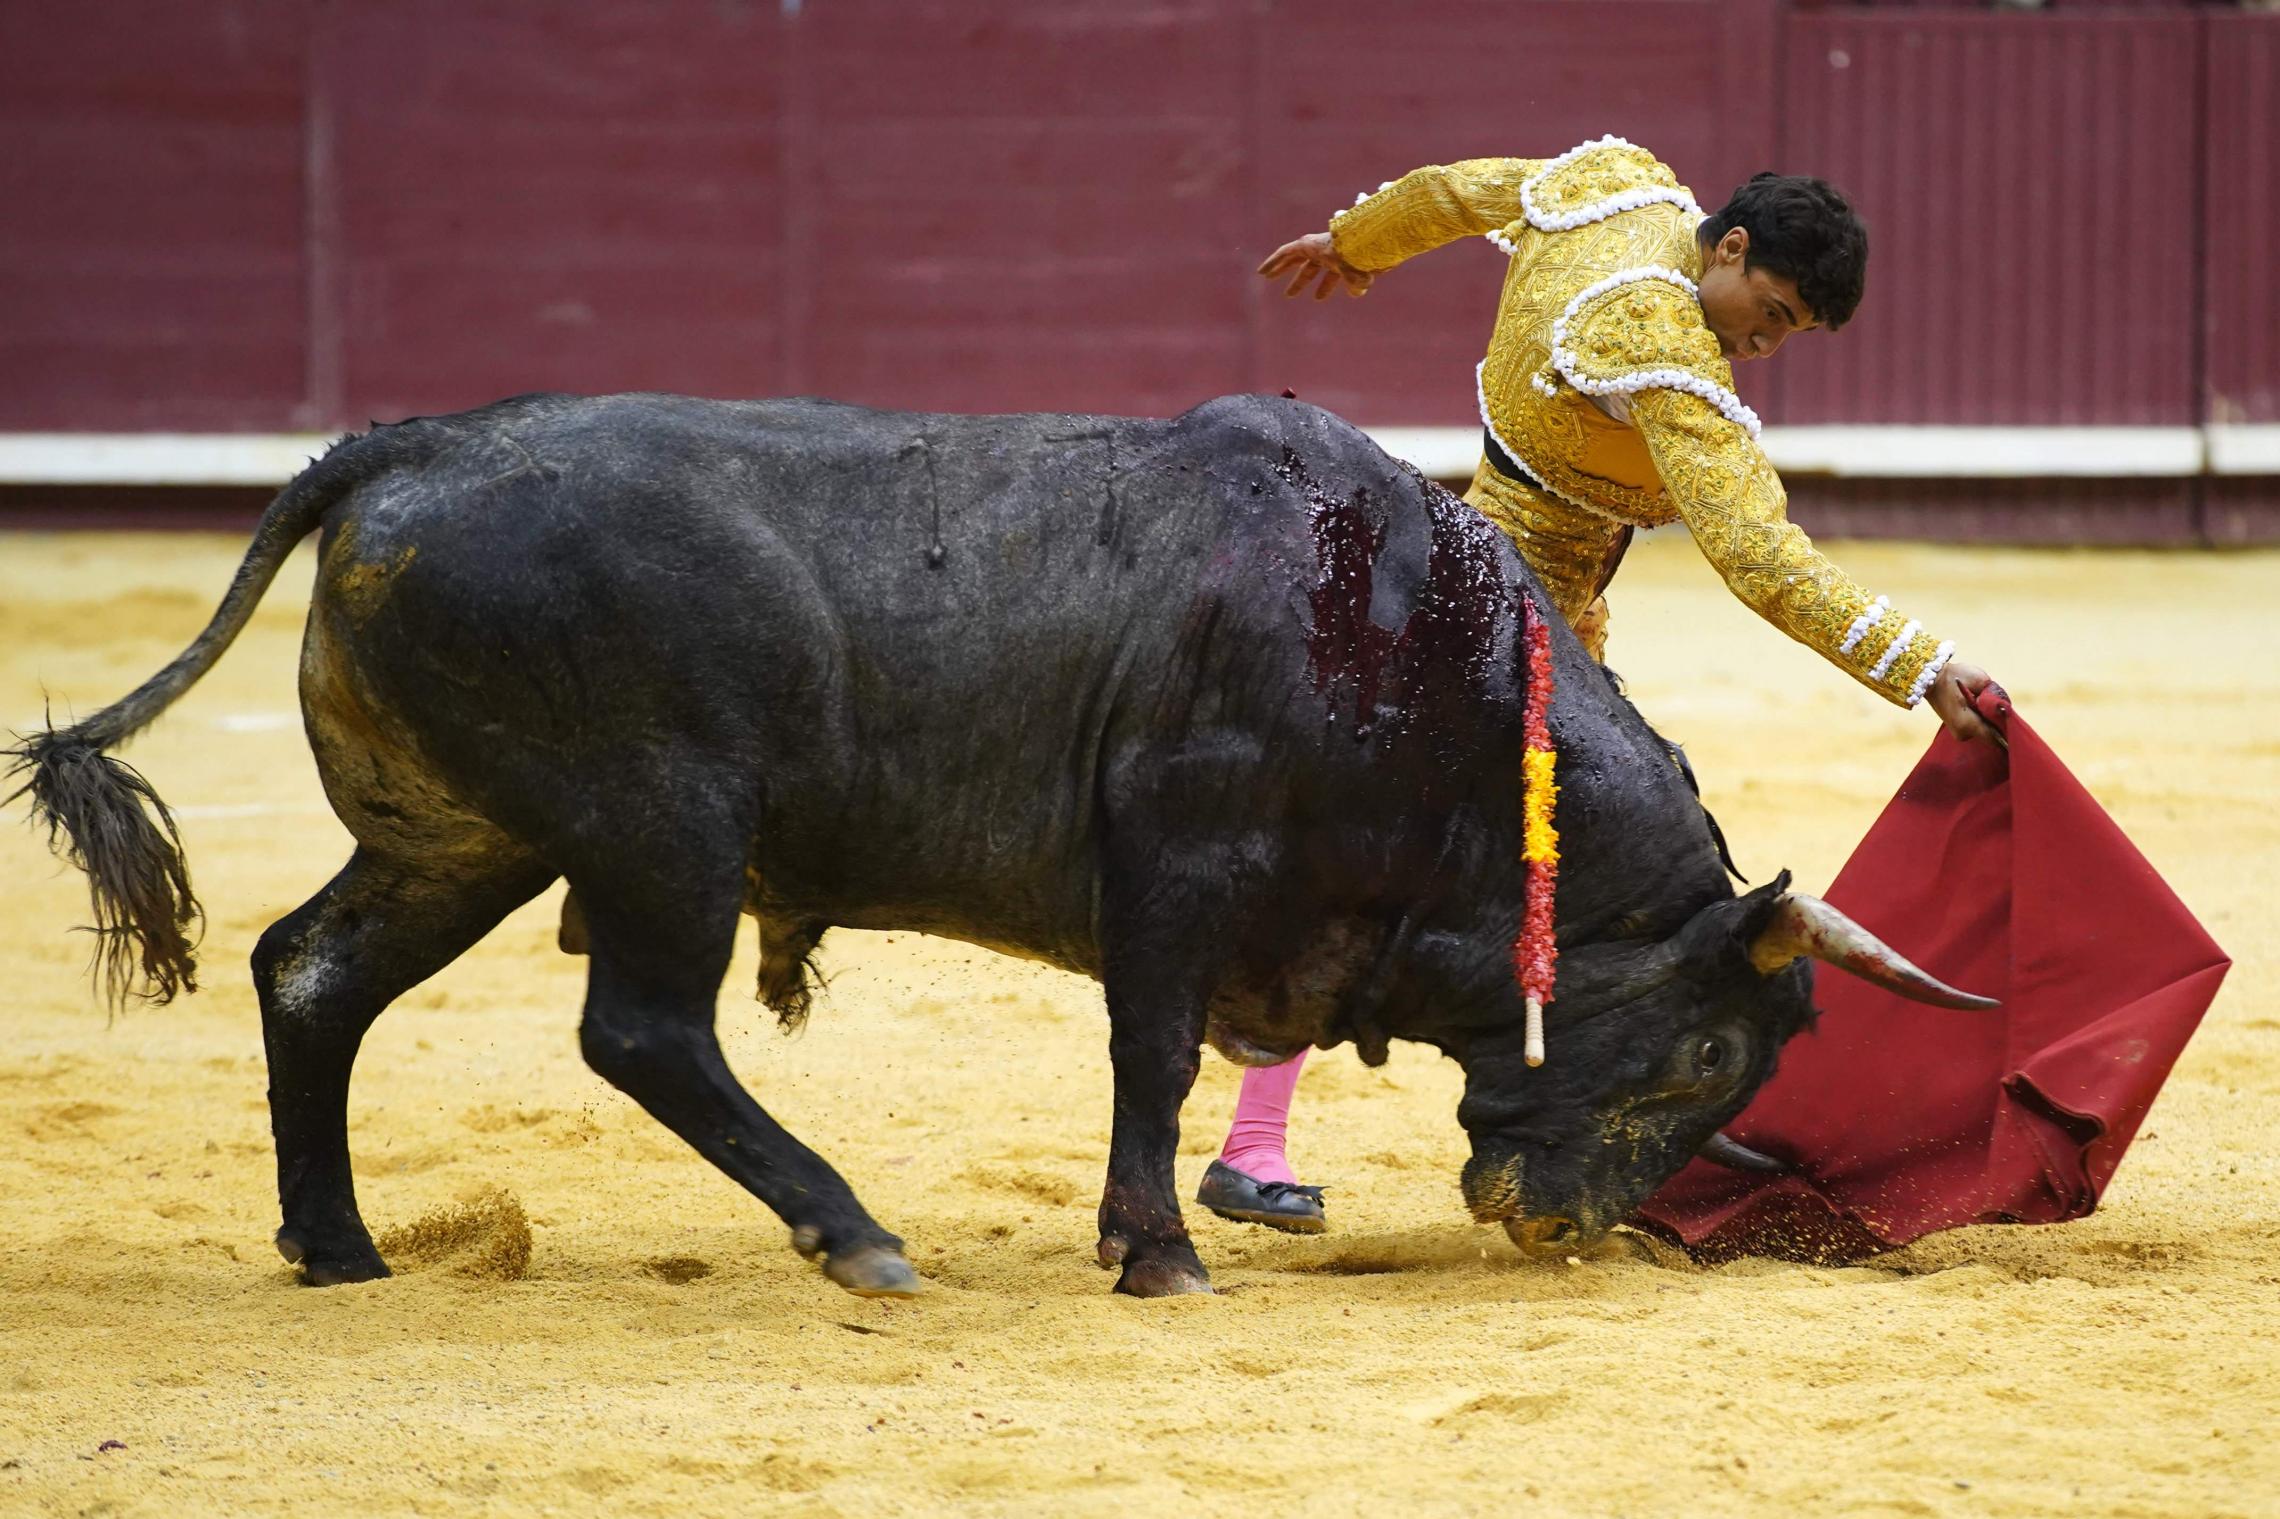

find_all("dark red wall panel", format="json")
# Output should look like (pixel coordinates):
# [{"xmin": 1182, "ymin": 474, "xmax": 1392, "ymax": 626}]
[
  {"xmin": 1256, "ymin": 0, "xmax": 1780, "ymax": 427},
  {"xmin": 0, "ymin": 0, "xmax": 2273, "ymax": 471},
  {"xmin": 324, "ymin": 2, "xmax": 785, "ymax": 423},
  {"xmin": 1788, "ymin": 477, "xmax": 2199, "ymax": 548},
  {"xmin": 1771, "ymin": 11, "xmax": 2200, "ymax": 426},
  {"xmin": 795, "ymin": 1, "xmax": 1251, "ymax": 417},
  {"xmin": 0, "ymin": 2, "xmax": 310, "ymax": 430},
  {"xmin": 2203, "ymin": 14, "xmax": 2280, "ymax": 425},
  {"xmin": 2203, "ymin": 479, "xmax": 2280, "ymax": 547}
]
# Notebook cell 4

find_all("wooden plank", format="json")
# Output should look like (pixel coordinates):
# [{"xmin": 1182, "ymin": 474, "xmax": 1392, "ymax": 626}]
[
  {"xmin": 797, "ymin": 1, "xmax": 1250, "ymax": 415},
  {"xmin": 320, "ymin": 1, "xmax": 786, "ymax": 420},
  {"xmin": 2204, "ymin": 13, "xmax": 2280, "ymax": 425},
  {"xmin": 0, "ymin": 1, "xmax": 310, "ymax": 430},
  {"xmin": 1776, "ymin": 11, "xmax": 2200, "ymax": 426}
]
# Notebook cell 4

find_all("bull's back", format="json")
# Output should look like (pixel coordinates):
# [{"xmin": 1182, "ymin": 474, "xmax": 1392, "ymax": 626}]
[{"xmin": 310, "ymin": 392, "xmax": 1352, "ymax": 968}]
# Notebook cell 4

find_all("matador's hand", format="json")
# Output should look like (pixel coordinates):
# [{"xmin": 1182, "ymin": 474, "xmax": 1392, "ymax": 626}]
[
  {"xmin": 1257, "ymin": 233, "xmax": 1374, "ymax": 300},
  {"xmin": 1926, "ymin": 659, "xmax": 2005, "ymax": 746}
]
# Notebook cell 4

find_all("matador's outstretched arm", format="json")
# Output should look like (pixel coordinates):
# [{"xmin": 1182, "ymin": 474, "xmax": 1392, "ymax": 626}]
[
  {"xmin": 1325, "ymin": 159, "xmax": 1542, "ymax": 273},
  {"xmin": 1629, "ymin": 387, "xmax": 2004, "ymax": 729},
  {"xmin": 1259, "ymin": 158, "xmax": 1542, "ymax": 299}
]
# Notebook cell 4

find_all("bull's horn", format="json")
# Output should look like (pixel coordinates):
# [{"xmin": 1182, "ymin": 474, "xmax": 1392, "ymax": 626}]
[
  {"xmin": 1700, "ymin": 1131, "xmax": 1789, "ymax": 1174},
  {"xmin": 1748, "ymin": 894, "xmax": 1999, "ymax": 1010}
]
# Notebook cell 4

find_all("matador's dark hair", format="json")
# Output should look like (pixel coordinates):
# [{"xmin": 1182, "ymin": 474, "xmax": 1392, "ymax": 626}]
[{"xmin": 1700, "ymin": 173, "xmax": 1868, "ymax": 330}]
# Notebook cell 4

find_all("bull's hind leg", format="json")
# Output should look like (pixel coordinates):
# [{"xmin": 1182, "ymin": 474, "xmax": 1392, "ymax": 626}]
[
  {"xmin": 569, "ymin": 836, "xmax": 915, "ymax": 1298},
  {"xmin": 254, "ymin": 845, "xmax": 554, "ymax": 1283}
]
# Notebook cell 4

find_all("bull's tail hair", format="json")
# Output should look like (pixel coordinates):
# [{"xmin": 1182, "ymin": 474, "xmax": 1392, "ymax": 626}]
[
  {"xmin": 6, "ymin": 425, "xmax": 419, "ymax": 1008},
  {"xmin": 11, "ymin": 724, "xmax": 201, "ymax": 1006}
]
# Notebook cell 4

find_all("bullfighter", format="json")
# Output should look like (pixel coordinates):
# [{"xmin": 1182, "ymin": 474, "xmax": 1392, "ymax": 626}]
[{"xmin": 1200, "ymin": 137, "xmax": 2006, "ymax": 1233}]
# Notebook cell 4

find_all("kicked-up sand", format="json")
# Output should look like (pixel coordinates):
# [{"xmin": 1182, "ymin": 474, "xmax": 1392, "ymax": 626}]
[{"xmin": 2, "ymin": 529, "xmax": 2275, "ymax": 1517}]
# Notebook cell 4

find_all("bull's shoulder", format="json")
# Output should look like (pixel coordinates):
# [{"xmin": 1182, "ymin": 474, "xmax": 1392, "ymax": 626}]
[
  {"xmin": 1168, "ymin": 392, "xmax": 1359, "ymax": 452},
  {"xmin": 1163, "ymin": 394, "xmax": 1419, "ymax": 491}
]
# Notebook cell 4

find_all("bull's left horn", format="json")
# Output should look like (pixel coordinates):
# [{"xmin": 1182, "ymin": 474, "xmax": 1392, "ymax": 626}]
[
  {"xmin": 1700, "ymin": 1131, "xmax": 1789, "ymax": 1174},
  {"xmin": 1748, "ymin": 894, "xmax": 1998, "ymax": 1010}
]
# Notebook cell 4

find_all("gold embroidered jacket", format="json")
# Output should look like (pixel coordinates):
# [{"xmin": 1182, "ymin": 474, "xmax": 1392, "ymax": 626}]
[{"xmin": 1326, "ymin": 139, "xmax": 1952, "ymax": 708}]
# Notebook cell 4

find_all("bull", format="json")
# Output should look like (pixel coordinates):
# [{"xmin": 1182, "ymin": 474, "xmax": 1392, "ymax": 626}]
[{"xmin": 9, "ymin": 392, "xmax": 1989, "ymax": 1299}]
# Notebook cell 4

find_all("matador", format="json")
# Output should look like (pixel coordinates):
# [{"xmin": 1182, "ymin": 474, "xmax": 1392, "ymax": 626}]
[{"xmin": 1195, "ymin": 137, "xmax": 2005, "ymax": 1235}]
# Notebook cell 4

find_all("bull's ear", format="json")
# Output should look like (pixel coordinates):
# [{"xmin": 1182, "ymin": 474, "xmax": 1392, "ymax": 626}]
[
  {"xmin": 1672, "ymin": 871, "xmax": 1792, "ymax": 977},
  {"xmin": 1733, "ymin": 870, "xmax": 1794, "ymax": 944}
]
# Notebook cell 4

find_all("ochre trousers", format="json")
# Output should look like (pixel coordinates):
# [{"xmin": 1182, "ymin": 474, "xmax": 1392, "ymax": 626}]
[{"xmin": 1461, "ymin": 458, "xmax": 1618, "ymax": 662}]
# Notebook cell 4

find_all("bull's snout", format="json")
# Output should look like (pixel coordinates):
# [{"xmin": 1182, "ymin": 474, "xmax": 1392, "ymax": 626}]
[
  {"xmin": 1503, "ymin": 1214, "xmax": 1584, "ymax": 1259},
  {"xmin": 1460, "ymin": 1150, "xmax": 1525, "ymax": 1224}
]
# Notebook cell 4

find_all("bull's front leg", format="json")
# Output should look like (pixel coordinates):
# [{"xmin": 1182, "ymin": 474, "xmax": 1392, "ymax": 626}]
[{"xmin": 1095, "ymin": 969, "xmax": 1213, "ymax": 1297}]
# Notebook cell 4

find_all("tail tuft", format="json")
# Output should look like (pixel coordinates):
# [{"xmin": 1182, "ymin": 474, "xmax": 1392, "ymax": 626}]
[
  {"xmin": 9, "ymin": 421, "xmax": 403, "ymax": 1009},
  {"xmin": 7, "ymin": 724, "xmax": 203, "ymax": 1007}
]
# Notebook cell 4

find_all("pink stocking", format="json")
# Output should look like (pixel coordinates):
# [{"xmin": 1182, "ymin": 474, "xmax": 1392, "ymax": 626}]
[{"xmin": 1218, "ymin": 1050, "xmax": 1308, "ymax": 1186}]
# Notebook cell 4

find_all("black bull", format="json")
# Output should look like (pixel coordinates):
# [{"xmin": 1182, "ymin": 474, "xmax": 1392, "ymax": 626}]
[{"xmin": 10, "ymin": 392, "xmax": 1989, "ymax": 1298}]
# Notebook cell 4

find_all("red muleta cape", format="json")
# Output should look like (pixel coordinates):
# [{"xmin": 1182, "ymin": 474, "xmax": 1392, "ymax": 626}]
[{"xmin": 1634, "ymin": 695, "xmax": 2229, "ymax": 1262}]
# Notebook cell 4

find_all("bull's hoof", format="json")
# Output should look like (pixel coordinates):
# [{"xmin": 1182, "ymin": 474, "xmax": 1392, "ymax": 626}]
[
  {"xmin": 1112, "ymin": 1251, "xmax": 1214, "ymax": 1299},
  {"xmin": 276, "ymin": 1228, "xmax": 390, "ymax": 1285},
  {"xmin": 823, "ymin": 1244, "xmax": 922, "ymax": 1299}
]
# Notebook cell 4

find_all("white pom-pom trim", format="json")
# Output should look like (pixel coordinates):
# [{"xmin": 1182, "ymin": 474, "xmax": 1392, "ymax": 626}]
[
  {"xmin": 1520, "ymin": 135, "xmax": 1701, "ymax": 233},
  {"xmin": 1867, "ymin": 619, "xmax": 1923, "ymax": 684},
  {"xmin": 1486, "ymin": 228, "xmax": 1520, "ymax": 256},
  {"xmin": 1838, "ymin": 595, "xmax": 1891, "ymax": 655},
  {"xmin": 1904, "ymin": 641, "xmax": 1956, "ymax": 709},
  {"xmin": 1476, "ymin": 360, "xmax": 1548, "ymax": 490},
  {"xmin": 1547, "ymin": 267, "xmax": 1761, "ymax": 437},
  {"xmin": 1329, "ymin": 179, "xmax": 1400, "ymax": 224}
]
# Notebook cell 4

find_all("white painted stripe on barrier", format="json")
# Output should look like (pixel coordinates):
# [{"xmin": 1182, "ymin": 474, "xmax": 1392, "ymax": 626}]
[
  {"xmin": 0, "ymin": 433, "xmax": 336, "ymax": 486},
  {"xmin": 1368, "ymin": 427, "xmax": 1484, "ymax": 481},
  {"xmin": 1757, "ymin": 425, "xmax": 2206, "ymax": 479},
  {"xmin": 2207, "ymin": 425, "xmax": 2280, "ymax": 476},
  {"xmin": 1, "ymin": 426, "xmax": 2276, "ymax": 486},
  {"xmin": 1367, "ymin": 425, "xmax": 2229, "ymax": 479}
]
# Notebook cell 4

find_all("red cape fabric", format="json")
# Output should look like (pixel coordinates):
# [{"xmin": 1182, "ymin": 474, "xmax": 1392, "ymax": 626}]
[{"xmin": 1634, "ymin": 699, "xmax": 2229, "ymax": 1262}]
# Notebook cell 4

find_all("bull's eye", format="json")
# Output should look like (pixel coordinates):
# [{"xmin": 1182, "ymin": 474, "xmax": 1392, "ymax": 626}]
[{"xmin": 1693, "ymin": 1036, "xmax": 1728, "ymax": 1076}]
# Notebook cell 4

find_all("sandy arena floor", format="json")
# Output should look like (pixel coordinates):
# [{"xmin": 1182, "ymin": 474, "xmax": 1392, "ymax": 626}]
[{"xmin": 3, "ymin": 530, "xmax": 2275, "ymax": 1517}]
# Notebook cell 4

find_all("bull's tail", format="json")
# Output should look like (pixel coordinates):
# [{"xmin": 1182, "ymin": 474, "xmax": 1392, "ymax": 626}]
[{"xmin": 7, "ymin": 427, "xmax": 412, "ymax": 1007}]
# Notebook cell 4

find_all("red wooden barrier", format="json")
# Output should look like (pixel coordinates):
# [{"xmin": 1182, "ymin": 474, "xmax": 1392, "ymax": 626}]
[
  {"xmin": 0, "ymin": 0, "xmax": 2272, "ymax": 501},
  {"xmin": 1772, "ymin": 9, "xmax": 2201, "ymax": 427},
  {"xmin": 0, "ymin": 2, "xmax": 310, "ymax": 430}
]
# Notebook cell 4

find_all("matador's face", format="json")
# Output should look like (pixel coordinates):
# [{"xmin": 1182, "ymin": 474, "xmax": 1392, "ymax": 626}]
[{"xmin": 1696, "ymin": 226, "xmax": 1818, "ymax": 363}]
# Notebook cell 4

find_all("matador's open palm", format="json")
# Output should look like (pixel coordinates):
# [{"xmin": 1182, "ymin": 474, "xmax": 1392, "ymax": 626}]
[{"xmin": 1258, "ymin": 232, "xmax": 1374, "ymax": 300}]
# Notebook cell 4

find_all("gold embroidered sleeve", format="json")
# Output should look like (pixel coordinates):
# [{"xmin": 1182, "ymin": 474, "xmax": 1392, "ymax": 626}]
[
  {"xmin": 1628, "ymin": 389, "xmax": 1955, "ymax": 708},
  {"xmin": 1326, "ymin": 158, "xmax": 1540, "ymax": 275}
]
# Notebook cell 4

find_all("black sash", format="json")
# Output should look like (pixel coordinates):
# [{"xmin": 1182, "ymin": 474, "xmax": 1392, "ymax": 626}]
[
  {"xmin": 1478, "ymin": 427, "xmax": 1634, "ymax": 600},
  {"xmin": 1481, "ymin": 426, "xmax": 1530, "ymax": 485}
]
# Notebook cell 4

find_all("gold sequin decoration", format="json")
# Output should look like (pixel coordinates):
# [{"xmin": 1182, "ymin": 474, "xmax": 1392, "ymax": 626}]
[
  {"xmin": 1324, "ymin": 147, "xmax": 1949, "ymax": 708},
  {"xmin": 1524, "ymin": 141, "xmax": 1686, "ymax": 223}
]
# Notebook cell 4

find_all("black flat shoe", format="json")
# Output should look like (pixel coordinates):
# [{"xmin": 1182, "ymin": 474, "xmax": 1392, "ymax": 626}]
[{"xmin": 1196, "ymin": 1159, "xmax": 1328, "ymax": 1234}]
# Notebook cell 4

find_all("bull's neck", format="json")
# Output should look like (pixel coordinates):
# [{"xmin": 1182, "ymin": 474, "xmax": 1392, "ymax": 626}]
[{"xmin": 1545, "ymin": 665, "xmax": 1736, "ymax": 947}]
